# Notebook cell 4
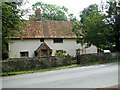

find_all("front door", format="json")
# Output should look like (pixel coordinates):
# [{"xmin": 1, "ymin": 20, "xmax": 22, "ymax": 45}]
[{"xmin": 41, "ymin": 49, "xmax": 47, "ymax": 56}]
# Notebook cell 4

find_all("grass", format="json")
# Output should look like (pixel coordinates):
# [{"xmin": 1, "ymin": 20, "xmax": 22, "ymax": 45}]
[
  {"xmin": 1, "ymin": 59, "xmax": 120, "ymax": 76},
  {"xmin": 1, "ymin": 64, "xmax": 80, "ymax": 76}
]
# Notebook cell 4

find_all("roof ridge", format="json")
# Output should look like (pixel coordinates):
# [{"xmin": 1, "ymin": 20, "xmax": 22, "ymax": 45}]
[{"xmin": 26, "ymin": 19, "xmax": 73, "ymax": 23}]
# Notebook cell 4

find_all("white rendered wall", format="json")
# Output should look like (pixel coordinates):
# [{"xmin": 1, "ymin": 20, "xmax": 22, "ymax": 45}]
[
  {"xmin": 9, "ymin": 39, "xmax": 42, "ymax": 58},
  {"xmin": 45, "ymin": 39, "xmax": 97, "ymax": 56},
  {"xmin": 9, "ymin": 39, "xmax": 97, "ymax": 58}
]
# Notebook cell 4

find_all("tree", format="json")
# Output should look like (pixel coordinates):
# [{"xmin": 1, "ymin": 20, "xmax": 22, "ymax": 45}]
[
  {"xmin": 29, "ymin": 2, "xmax": 77, "ymax": 21},
  {"xmin": 2, "ymin": 2, "xmax": 25, "ymax": 59},
  {"xmin": 72, "ymin": 4, "xmax": 109, "ymax": 51},
  {"xmin": 80, "ymin": 4, "xmax": 98, "ymax": 24},
  {"xmin": 68, "ymin": 14, "xmax": 77, "ymax": 22},
  {"xmin": 103, "ymin": 1, "xmax": 120, "ymax": 51},
  {"xmin": 73, "ymin": 1, "xmax": 120, "ymax": 52}
]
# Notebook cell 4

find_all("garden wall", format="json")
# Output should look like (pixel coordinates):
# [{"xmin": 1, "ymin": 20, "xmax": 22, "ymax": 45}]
[
  {"xmin": 77, "ymin": 52, "xmax": 120, "ymax": 64},
  {"xmin": 1, "ymin": 55, "xmax": 72, "ymax": 72},
  {"xmin": 1, "ymin": 52, "xmax": 120, "ymax": 73}
]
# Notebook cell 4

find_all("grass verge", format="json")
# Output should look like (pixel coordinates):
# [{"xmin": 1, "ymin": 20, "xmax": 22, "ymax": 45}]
[{"xmin": 1, "ymin": 59, "xmax": 120, "ymax": 76}]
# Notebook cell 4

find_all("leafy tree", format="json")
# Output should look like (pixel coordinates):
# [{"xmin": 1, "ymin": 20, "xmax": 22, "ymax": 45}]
[
  {"xmin": 104, "ymin": 1, "xmax": 120, "ymax": 51},
  {"xmin": 72, "ymin": 4, "xmax": 109, "ymax": 51},
  {"xmin": 68, "ymin": 14, "xmax": 77, "ymax": 22},
  {"xmin": 29, "ymin": 2, "xmax": 77, "ymax": 21},
  {"xmin": 80, "ymin": 4, "xmax": 98, "ymax": 24},
  {"xmin": 2, "ymin": 2, "xmax": 25, "ymax": 59},
  {"xmin": 73, "ymin": 1, "xmax": 120, "ymax": 52}
]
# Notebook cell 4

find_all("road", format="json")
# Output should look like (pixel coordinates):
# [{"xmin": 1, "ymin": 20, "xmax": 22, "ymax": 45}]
[{"xmin": 2, "ymin": 62, "xmax": 119, "ymax": 88}]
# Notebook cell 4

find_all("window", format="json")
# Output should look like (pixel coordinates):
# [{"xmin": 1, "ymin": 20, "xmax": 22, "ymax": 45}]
[
  {"xmin": 76, "ymin": 49, "xmax": 80, "ymax": 55},
  {"xmin": 40, "ymin": 38, "xmax": 44, "ymax": 42},
  {"xmin": 53, "ymin": 38, "xmax": 63, "ymax": 43},
  {"xmin": 20, "ymin": 52, "xmax": 29, "ymax": 57}
]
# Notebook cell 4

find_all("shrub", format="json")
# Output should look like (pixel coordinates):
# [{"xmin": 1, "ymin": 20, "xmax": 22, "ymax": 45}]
[
  {"xmin": 71, "ymin": 59, "xmax": 77, "ymax": 64},
  {"xmin": 55, "ymin": 50, "xmax": 67, "ymax": 56}
]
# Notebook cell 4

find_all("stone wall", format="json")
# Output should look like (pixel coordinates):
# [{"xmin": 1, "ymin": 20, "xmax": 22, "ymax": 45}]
[
  {"xmin": 1, "ymin": 55, "xmax": 72, "ymax": 72},
  {"xmin": 77, "ymin": 52, "xmax": 120, "ymax": 64},
  {"xmin": 1, "ymin": 52, "xmax": 120, "ymax": 73}
]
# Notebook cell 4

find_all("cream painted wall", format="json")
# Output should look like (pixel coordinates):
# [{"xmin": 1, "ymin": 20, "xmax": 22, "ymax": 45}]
[
  {"xmin": 9, "ymin": 39, "xmax": 42, "ymax": 58},
  {"xmin": 9, "ymin": 39, "xmax": 97, "ymax": 58}
]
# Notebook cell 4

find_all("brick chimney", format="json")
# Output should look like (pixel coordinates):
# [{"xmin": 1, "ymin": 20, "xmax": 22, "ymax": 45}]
[{"xmin": 35, "ymin": 8, "xmax": 41, "ymax": 22}]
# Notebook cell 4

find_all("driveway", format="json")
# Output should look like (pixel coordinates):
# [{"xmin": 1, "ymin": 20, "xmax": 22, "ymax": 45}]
[{"xmin": 2, "ymin": 62, "xmax": 119, "ymax": 88}]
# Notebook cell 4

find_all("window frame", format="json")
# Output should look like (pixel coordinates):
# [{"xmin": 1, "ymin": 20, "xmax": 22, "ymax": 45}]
[
  {"xmin": 20, "ymin": 51, "xmax": 29, "ymax": 58},
  {"xmin": 53, "ymin": 38, "xmax": 63, "ymax": 43}
]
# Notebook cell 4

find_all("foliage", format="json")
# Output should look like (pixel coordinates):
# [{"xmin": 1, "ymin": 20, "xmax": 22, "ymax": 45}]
[
  {"xmin": 72, "ymin": 4, "xmax": 109, "ymax": 49},
  {"xmin": 71, "ymin": 59, "xmax": 77, "ymax": 64},
  {"xmin": 82, "ymin": 13, "xmax": 109, "ymax": 48},
  {"xmin": 55, "ymin": 50, "xmax": 67, "ymax": 56},
  {"xmin": 68, "ymin": 14, "xmax": 77, "ymax": 22},
  {"xmin": 72, "ymin": 2, "xmax": 120, "ymax": 52},
  {"xmin": 2, "ymin": 2, "xmax": 25, "ymax": 59},
  {"xmin": 29, "ymin": 2, "xmax": 77, "ymax": 21},
  {"xmin": 104, "ymin": 1, "xmax": 120, "ymax": 51},
  {"xmin": 80, "ymin": 4, "xmax": 98, "ymax": 24}
]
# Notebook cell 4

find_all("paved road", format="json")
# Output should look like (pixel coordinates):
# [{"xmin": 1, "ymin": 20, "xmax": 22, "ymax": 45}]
[{"xmin": 2, "ymin": 62, "xmax": 119, "ymax": 88}]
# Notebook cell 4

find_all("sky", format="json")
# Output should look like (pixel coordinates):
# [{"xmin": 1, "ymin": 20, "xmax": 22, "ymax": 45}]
[{"xmin": 20, "ymin": 0, "xmax": 104, "ymax": 20}]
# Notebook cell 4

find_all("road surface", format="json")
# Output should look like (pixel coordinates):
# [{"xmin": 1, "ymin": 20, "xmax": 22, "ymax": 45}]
[{"xmin": 2, "ymin": 62, "xmax": 119, "ymax": 88}]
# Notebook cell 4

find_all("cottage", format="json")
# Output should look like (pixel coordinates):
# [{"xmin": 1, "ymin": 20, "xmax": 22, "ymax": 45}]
[{"xmin": 8, "ymin": 8, "xmax": 97, "ymax": 58}]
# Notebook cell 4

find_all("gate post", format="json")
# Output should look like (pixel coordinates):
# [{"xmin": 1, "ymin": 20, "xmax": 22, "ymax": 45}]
[
  {"xmin": 77, "ymin": 55, "xmax": 80, "ymax": 64},
  {"xmin": 76, "ymin": 49, "xmax": 81, "ymax": 64}
]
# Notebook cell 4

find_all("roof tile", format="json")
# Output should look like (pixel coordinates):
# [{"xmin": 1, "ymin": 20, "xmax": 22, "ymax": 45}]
[{"xmin": 12, "ymin": 20, "xmax": 79, "ymax": 38}]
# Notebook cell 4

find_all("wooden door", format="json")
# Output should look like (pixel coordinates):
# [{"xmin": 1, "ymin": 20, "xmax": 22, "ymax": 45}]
[{"xmin": 41, "ymin": 49, "xmax": 47, "ymax": 56}]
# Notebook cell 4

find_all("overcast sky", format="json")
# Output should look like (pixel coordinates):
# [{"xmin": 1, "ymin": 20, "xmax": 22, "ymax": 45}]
[{"xmin": 20, "ymin": 0, "xmax": 105, "ymax": 20}]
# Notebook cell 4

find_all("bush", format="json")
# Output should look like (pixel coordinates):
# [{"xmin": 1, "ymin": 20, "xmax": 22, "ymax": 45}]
[
  {"xmin": 55, "ymin": 50, "xmax": 67, "ymax": 56},
  {"xmin": 71, "ymin": 59, "xmax": 77, "ymax": 64}
]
